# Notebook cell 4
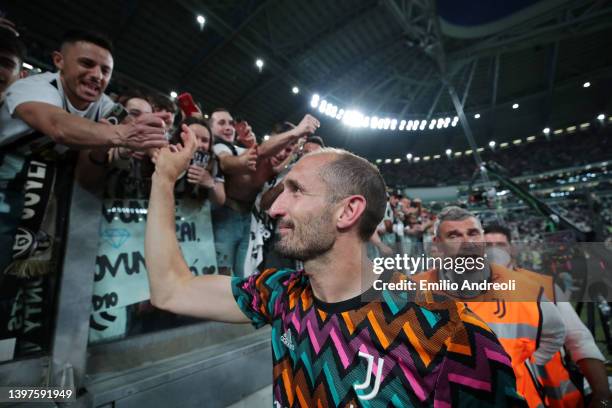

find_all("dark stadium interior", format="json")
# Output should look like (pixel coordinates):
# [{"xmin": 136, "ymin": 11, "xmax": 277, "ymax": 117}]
[{"xmin": 4, "ymin": 0, "xmax": 612, "ymax": 165}]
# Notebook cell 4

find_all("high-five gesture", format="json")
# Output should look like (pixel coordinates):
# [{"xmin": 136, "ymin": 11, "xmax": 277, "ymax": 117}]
[{"xmin": 151, "ymin": 124, "xmax": 197, "ymax": 183}]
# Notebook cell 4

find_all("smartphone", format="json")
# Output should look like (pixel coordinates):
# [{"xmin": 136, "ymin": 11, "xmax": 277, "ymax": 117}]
[
  {"xmin": 234, "ymin": 121, "xmax": 256, "ymax": 147},
  {"xmin": 177, "ymin": 93, "xmax": 199, "ymax": 116},
  {"xmin": 234, "ymin": 121, "xmax": 249, "ymax": 140},
  {"xmin": 191, "ymin": 150, "xmax": 210, "ymax": 169},
  {"xmin": 104, "ymin": 103, "xmax": 128, "ymax": 125}
]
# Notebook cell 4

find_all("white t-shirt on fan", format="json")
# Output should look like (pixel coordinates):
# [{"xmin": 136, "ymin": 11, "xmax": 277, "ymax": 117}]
[{"xmin": 0, "ymin": 71, "xmax": 114, "ymax": 148}]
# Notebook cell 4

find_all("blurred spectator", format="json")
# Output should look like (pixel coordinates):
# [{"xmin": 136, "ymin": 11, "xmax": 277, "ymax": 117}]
[
  {"xmin": 0, "ymin": 25, "xmax": 26, "ymax": 105},
  {"xmin": 302, "ymin": 135, "xmax": 325, "ymax": 154},
  {"xmin": 149, "ymin": 93, "xmax": 178, "ymax": 130},
  {"xmin": 171, "ymin": 117, "xmax": 225, "ymax": 207},
  {"xmin": 381, "ymin": 126, "xmax": 611, "ymax": 188}
]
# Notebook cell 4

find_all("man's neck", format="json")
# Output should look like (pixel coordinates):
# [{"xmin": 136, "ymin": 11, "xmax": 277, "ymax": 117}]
[{"xmin": 304, "ymin": 238, "xmax": 375, "ymax": 304}]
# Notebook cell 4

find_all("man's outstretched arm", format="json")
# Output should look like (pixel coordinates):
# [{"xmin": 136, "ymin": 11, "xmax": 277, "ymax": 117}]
[{"xmin": 145, "ymin": 126, "xmax": 250, "ymax": 323}]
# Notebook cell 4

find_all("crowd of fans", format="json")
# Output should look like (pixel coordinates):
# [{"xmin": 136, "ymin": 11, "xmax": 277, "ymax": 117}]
[{"xmin": 382, "ymin": 124, "xmax": 611, "ymax": 187}]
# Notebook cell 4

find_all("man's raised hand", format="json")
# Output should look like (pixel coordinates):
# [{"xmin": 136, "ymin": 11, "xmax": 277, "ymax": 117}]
[
  {"xmin": 294, "ymin": 114, "xmax": 320, "ymax": 138},
  {"xmin": 151, "ymin": 124, "xmax": 197, "ymax": 183}
]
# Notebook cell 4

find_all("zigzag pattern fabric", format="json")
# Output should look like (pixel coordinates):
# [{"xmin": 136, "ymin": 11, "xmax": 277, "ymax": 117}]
[{"xmin": 232, "ymin": 269, "xmax": 526, "ymax": 407}]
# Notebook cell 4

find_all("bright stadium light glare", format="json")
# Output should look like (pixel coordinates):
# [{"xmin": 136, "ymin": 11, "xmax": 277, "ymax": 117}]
[
  {"xmin": 292, "ymin": 86, "xmax": 299, "ymax": 94},
  {"xmin": 255, "ymin": 58, "xmax": 264, "ymax": 69},
  {"xmin": 350, "ymin": 111, "xmax": 364, "ymax": 127},
  {"xmin": 196, "ymin": 15, "xmax": 206, "ymax": 27},
  {"xmin": 445, "ymin": 148, "xmax": 452, "ymax": 156},
  {"xmin": 377, "ymin": 119, "xmax": 384, "ymax": 130},
  {"xmin": 318, "ymin": 100, "xmax": 328, "ymax": 113},
  {"xmin": 543, "ymin": 127, "xmax": 550, "ymax": 135},
  {"xmin": 383, "ymin": 118, "xmax": 391, "ymax": 130},
  {"xmin": 263, "ymin": 134, "xmax": 270, "ymax": 141},
  {"xmin": 370, "ymin": 117, "xmax": 378, "ymax": 129},
  {"xmin": 489, "ymin": 140, "xmax": 496, "ymax": 148},
  {"xmin": 384, "ymin": 158, "xmax": 391, "ymax": 164},
  {"xmin": 399, "ymin": 120, "xmax": 406, "ymax": 130},
  {"xmin": 393, "ymin": 158, "xmax": 401, "ymax": 164},
  {"xmin": 474, "ymin": 113, "xmax": 481, "ymax": 119},
  {"xmin": 406, "ymin": 153, "xmax": 413, "ymax": 160},
  {"xmin": 512, "ymin": 103, "xmax": 519, "ymax": 109},
  {"xmin": 597, "ymin": 113, "xmax": 605, "ymax": 121},
  {"xmin": 436, "ymin": 118, "xmax": 444, "ymax": 129},
  {"xmin": 451, "ymin": 116, "xmax": 458, "ymax": 127},
  {"xmin": 22, "ymin": 62, "xmax": 34, "ymax": 70},
  {"xmin": 583, "ymin": 81, "xmax": 590, "ymax": 88},
  {"xmin": 170, "ymin": 91, "xmax": 178, "ymax": 99},
  {"xmin": 419, "ymin": 120, "xmax": 427, "ymax": 130},
  {"xmin": 319, "ymin": 99, "xmax": 327, "ymax": 113},
  {"xmin": 310, "ymin": 94, "xmax": 320, "ymax": 108},
  {"xmin": 330, "ymin": 105, "xmax": 338, "ymax": 117},
  {"xmin": 336, "ymin": 109, "xmax": 345, "ymax": 120},
  {"xmin": 406, "ymin": 120, "xmax": 413, "ymax": 131},
  {"xmin": 390, "ymin": 119, "xmax": 397, "ymax": 130},
  {"xmin": 375, "ymin": 159, "xmax": 382, "ymax": 164}
]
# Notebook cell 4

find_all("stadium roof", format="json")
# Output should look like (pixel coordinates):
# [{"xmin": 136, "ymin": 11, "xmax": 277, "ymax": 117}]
[{"xmin": 5, "ymin": 0, "xmax": 612, "ymax": 161}]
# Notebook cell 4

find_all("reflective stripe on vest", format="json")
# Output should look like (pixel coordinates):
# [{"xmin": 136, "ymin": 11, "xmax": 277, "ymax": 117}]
[{"xmin": 514, "ymin": 269, "xmax": 584, "ymax": 408}]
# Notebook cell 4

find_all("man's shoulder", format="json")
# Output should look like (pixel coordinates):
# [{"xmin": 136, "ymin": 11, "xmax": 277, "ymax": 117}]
[
  {"xmin": 5, "ymin": 72, "xmax": 62, "ymax": 107},
  {"xmin": 389, "ymin": 271, "xmax": 498, "ymax": 338},
  {"xmin": 247, "ymin": 268, "xmax": 306, "ymax": 290},
  {"xmin": 14, "ymin": 71, "xmax": 58, "ymax": 86}
]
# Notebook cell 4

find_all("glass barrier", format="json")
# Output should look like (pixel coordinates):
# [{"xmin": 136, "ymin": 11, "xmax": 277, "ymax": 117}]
[{"xmin": 87, "ymin": 155, "xmax": 219, "ymax": 344}]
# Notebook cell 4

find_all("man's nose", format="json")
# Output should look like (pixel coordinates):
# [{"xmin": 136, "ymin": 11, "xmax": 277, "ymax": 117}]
[
  {"xmin": 268, "ymin": 188, "xmax": 287, "ymax": 219},
  {"xmin": 90, "ymin": 65, "xmax": 102, "ymax": 81}
]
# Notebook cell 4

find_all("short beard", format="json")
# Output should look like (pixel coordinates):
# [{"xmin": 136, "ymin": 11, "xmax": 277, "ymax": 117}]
[{"xmin": 275, "ymin": 208, "xmax": 335, "ymax": 261}]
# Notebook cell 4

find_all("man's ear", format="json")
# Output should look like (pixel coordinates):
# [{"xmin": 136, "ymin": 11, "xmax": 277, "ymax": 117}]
[
  {"xmin": 19, "ymin": 69, "xmax": 27, "ymax": 79},
  {"xmin": 52, "ymin": 51, "xmax": 64, "ymax": 71},
  {"xmin": 336, "ymin": 195, "xmax": 366, "ymax": 231}
]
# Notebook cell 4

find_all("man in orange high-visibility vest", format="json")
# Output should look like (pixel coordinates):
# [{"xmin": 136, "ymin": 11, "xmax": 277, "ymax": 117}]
[
  {"xmin": 484, "ymin": 224, "xmax": 611, "ymax": 408},
  {"xmin": 414, "ymin": 206, "xmax": 567, "ymax": 408}
]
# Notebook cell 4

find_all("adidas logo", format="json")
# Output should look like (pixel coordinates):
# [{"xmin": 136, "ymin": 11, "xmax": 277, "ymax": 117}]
[{"xmin": 280, "ymin": 329, "xmax": 295, "ymax": 350}]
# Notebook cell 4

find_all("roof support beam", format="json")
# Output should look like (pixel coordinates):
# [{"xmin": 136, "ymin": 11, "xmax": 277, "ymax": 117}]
[
  {"xmin": 450, "ymin": 3, "xmax": 612, "ymax": 62},
  {"xmin": 461, "ymin": 58, "xmax": 478, "ymax": 107},
  {"xmin": 426, "ymin": 85, "xmax": 444, "ymax": 120}
]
